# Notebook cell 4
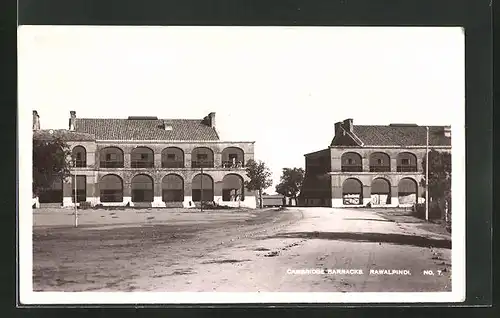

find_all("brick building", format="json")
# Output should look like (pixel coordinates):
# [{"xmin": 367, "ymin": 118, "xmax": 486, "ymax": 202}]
[
  {"xmin": 32, "ymin": 110, "xmax": 256, "ymax": 208},
  {"xmin": 299, "ymin": 118, "xmax": 451, "ymax": 208}
]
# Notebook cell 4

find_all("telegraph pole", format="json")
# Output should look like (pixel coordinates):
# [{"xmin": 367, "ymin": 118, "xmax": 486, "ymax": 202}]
[
  {"xmin": 200, "ymin": 160, "xmax": 204, "ymax": 213},
  {"xmin": 73, "ymin": 159, "xmax": 78, "ymax": 228},
  {"xmin": 425, "ymin": 126, "xmax": 429, "ymax": 221}
]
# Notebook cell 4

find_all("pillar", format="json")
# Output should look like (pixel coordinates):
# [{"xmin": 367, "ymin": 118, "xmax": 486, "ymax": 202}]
[
  {"xmin": 123, "ymin": 179, "xmax": 132, "ymax": 205},
  {"xmin": 362, "ymin": 184, "xmax": 371, "ymax": 206},
  {"xmin": 214, "ymin": 153, "xmax": 222, "ymax": 168},
  {"xmin": 185, "ymin": 153, "xmax": 192, "ymax": 169},
  {"xmin": 124, "ymin": 153, "xmax": 131, "ymax": 168},
  {"xmin": 87, "ymin": 151, "xmax": 96, "ymax": 167},
  {"xmin": 183, "ymin": 176, "xmax": 194, "ymax": 208},
  {"xmin": 391, "ymin": 185, "xmax": 399, "ymax": 206},
  {"xmin": 362, "ymin": 158, "xmax": 370, "ymax": 172},
  {"xmin": 154, "ymin": 153, "xmax": 162, "ymax": 169},
  {"xmin": 390, "ymin": 158, "xmax": 398, "ymax": 172},
  {"xmin": 153, "ymin": 181, "xmax": 164, "ymax": 207}
]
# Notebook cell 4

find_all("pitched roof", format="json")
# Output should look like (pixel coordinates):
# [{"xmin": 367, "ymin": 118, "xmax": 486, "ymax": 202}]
[
  {"xmin": 331, "ymin": 125, "xmax": 451, "ymax": 147},
  {"xmin": 33, "ymin": 129, "xmax": 96, "ymax": 141},
  {"xmin": 74, "ymin": 118, "xmax": 220, "ymax": 141}
]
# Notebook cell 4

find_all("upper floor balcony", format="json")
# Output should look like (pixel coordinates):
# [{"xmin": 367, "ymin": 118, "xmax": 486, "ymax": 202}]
[{"xmin": 72, "ymin": 145, "xmax": 249, "ymax": 170}]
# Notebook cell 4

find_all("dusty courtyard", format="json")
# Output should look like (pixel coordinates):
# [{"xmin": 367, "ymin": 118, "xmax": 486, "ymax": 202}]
[{"xmin": 33, "ymin": 207, "xmax": 452, "ymax": 292}]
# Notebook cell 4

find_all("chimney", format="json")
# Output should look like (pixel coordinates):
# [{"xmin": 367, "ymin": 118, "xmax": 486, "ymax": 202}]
[
  {"xmin": 69, "ymin": 111, "xmax": 76, "ymax": 131},
  {"xmin": 32, "ymin": 110, "xmax": 40, "ymax": 130},
  {"xmin": 334, "ymin": 122, "xmax": 343, "ymax": 137},
  {"xmin": 343, "ymin": 118, "xmax": 353, "ymax": 132},
  {"xmin": 443, "ymin": 126, "xmax": 451, "ymax": 138},
  {"xmin": 208, "ymin": 112, "xmax": 216, "ymax": 128}
]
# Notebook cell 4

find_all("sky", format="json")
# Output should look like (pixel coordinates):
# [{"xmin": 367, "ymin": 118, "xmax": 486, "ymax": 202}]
[{"xmin": 18, "ymin": 26, "xmax": 464, "ymax": 193}]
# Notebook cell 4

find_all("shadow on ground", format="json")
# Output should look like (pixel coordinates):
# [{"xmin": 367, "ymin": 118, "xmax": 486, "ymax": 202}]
[
  {"xmin": 343, "ymin": 218, "xmax": 395, "ymax": 223},
  {"xmin": 270, "ymin": 231, "xmax": 451, "ymax": 249}
]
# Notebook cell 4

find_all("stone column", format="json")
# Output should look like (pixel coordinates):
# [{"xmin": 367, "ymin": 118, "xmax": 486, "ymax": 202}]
[
  {"xmin": 390, "ymin": 185, "xmax": 399, "ymax": 206},
  {"xmin": 390, "ymin": 158, "xmax": 398, "ymax": 172},
  {"xmin": 362, "ymin": 184, "xmax": 371, "ymax": 206},
  {"xmin": 362, "ymin": 158, "xmax": 370, "ymax": 172},
  {"xmin": 183, "ymin": 176, "xmax": 193, "ymax": 208},
  {"xmin": 185, "ymin": 153, "xmax": 192, "ymax": 169},
  {"xmin": 153, "ymin": 180, "xmax": 164, "ymax": 207},
  {"xmin": 154, "ymin": 153, "xmax": 162, "ymax": 169},
  {"xmin": 214, "ymin": 153, "xmax": 222, "ymax": 168},
  {"xmin": 87, "ymin": 151, "xmax": 96, "ymax": 168},
  {"xmin": 123, "ymin": 179, "xmax": 132, "ymax": 205},
  {"xmin": 124, "ymin": 153, "xmax": 131, "ymax": 168}
]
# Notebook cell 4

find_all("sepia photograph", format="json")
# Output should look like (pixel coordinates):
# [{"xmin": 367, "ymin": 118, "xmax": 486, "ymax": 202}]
[{"xmin": 18, "ymin": 26, "xmax": 465, "ymax": 304}]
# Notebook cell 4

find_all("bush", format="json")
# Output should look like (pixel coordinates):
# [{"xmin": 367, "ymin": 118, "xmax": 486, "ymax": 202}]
[{"xmin": 412, "ymin": 201, "xmax": 442, "ymax": 220}]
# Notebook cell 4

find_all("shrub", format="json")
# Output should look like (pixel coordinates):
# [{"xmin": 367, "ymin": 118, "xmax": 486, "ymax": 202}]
[{"xmin": 412, "ymin": 201, "xmax": 442, "ymax": 220}]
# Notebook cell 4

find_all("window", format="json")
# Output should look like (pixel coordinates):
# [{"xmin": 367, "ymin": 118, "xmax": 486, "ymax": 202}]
[
  {"xmin": 347, "ymin": 158, "xmax": 353, "ymax": 164},
  {"xmin": 106, "ymin": 154, "xmax": 111, "ymax": 161},
  {"xmin": 402, "ymin": 159, "xmax": 410, "ymax": 165},
  {"xmin": 377, "ymin": 159, "xmax": 382, "ymax": 165},
  {"xmin": 167, "ymin": 154, "xmax": 176, "ymax": 160},
  {"xmin": 197, "ymin": 154, "xmax": 208, "ymax": 160},
  {"xmin": 76, "ymin": 153, "xmax": 82, "ymax": 160},
  {"xmin": 141, "ymin": 153, "xmax": 148, "ymax": 160}
]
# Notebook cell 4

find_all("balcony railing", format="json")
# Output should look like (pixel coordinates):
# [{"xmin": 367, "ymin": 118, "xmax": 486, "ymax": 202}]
[
  {"xmin": 369, "ymin": 165, "xmax": 391, "ymax": 172},
  {"xmin": 162, "ymin": 161, "xmax": 184, "ymax": 168},
  {"xmin": 131, "ymin": 161, "xmax": 154, "ymax": 168},
  {"xmin": 222, "ymin": 161, "xmax": 244, "ymax": 168},
  {"xmin": 341, "ymin": 165, "xmax": 363, "ymax": 172},
  {"xmin": 100, "ymin": 161, "xmax": 124, "ymax": 168},
  {"xmin": 397, "ymin": 165, "xmax": 418, "ymax": 172},
  {"xmin": 192, "ymin": 160, "xmax": 214, "ymax": 168},
  {"xmin": 74, "ymin": 160, "xmax": 86, "ymax": 168}
]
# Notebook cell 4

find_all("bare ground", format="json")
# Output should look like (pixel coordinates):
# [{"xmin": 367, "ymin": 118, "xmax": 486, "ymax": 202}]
[
  {"xmin": 33, "ymin": 208, "xmax": 302, "ymax": 291},
  {"xmin": 33, "ymin": 207, "xmax": 452, "ymax": 292}
]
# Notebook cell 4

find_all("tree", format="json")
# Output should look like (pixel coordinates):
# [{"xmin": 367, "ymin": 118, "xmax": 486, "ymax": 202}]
[
  {"xmin": 244, "ymin": 159, "xmax": 273, "ymax": 209},
  {"xmin": 33, "ymin": 137, "xmax": 72, "ymax": 197},
  {"xmin": 275, "ymin": 167, "xmax": 304, "ymax": 206},
  {"xmin": 420, "ymin": 150, "xmax": 452, "ymax": 222}
]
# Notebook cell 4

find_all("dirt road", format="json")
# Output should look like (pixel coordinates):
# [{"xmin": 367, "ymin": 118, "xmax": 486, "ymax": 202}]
[{"xmin": 33, "ymin": 207, "xmax": 451, "ymax": 292}]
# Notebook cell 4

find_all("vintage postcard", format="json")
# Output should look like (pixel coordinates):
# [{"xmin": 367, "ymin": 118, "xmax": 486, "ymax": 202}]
[{"xmin": 18, "ymin": 26, "xmax": 465, "ymax": 304}]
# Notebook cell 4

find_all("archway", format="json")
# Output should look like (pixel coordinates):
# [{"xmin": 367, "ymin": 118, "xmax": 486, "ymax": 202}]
[
  {"xmin": 191, "ymin": 147, "xmax": 214, "ymax": 168},
  {"xmin": 341, "ymin": 152, "xmax": 363, "ymax": 172},
  {"xmin": 222, "ymin": 174, "xmax": 245, "ymax": 201},
  {"xmin": 162, "ymin": 174, "xmax": 184, "ymax": 202},
  {"xmin": 100, "ymin": 174, "xmax": 123, "ymax": 202},
  {"xmin": 221, "ymin": 147, "xmax": 245, "ymax": 168},
  {"xmin": 397, "ymin": 152, "xmax": 418, "ymax": 172},
  {"xmin": 131, "ymin": 147, "xmax": 154, "ymax": 168},
  {"xmin": 131, "ymin": 174, "xmax": 154, "ymax": 202},
  {"xmin": 342, "ymin": 178, "xmax": 363, "ymax": 205},
  {"xmin": 192, "ymin": 174, "xmax": 214, "ymax": 202},
  {"xmin": 72, "ymin": 146, "xmax": 87, "ymax": 167},
  {"xmin": 100, "ymin": 147, "xmax": 124, "ymax": 168},
  {"xmin": 369, "ymin": 152, "xmax": 391, "ymax": 172},
  {"xmin": 161, "ymin": 147, "xmax": 185, "ymax": 168},
  {"xmin": 398, "ymin": 178, "xmax": 418, "ymax": 205},
  {"xmin": 371, "ymin": 178, "xmax": 391, "ymax": 205}
]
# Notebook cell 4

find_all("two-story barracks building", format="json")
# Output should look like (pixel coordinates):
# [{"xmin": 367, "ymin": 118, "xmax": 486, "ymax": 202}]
[
  {"xmin": 299, "ymin": 118, "xmax": 451, "ymax": 208},
  {"xmin": 33, "ymin": 110, "xmax": 257, "ymax": 208}
]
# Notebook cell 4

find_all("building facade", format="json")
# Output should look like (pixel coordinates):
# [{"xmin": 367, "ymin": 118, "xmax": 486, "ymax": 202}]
[
  {"xmin": 299, "ymin": 118, "xmax": 451, "ymax": 208},
  {"xmin": 33, "ymin": 111, "xmax": 257, "ymax": 208}
]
